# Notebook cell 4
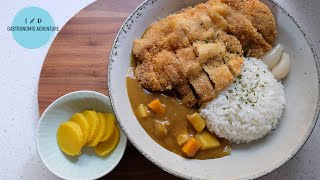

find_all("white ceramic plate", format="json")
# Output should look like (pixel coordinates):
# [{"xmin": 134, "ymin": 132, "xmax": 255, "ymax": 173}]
[
  {"xmin": 108, "ymin": 0, "xmax": 319, "ymax": 179},
  {"xmin": 36, "ymin": 91, "xmax": 127, "ymax": 180}
]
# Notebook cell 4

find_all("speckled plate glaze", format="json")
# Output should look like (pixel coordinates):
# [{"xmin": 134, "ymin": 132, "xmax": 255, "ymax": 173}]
[
  {"xmin": 36, "ymin": 91, "xmax": 127, "ymax": 180},
  {"xmin": 108, "ymin": 0, "xmax": 320, "ymax": 179}
]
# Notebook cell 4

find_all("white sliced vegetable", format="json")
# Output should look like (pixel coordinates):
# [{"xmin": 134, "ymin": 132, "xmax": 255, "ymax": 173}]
[
  {"xmin": 262, "ymin": 44, "xmax": 284, "ymax": 69},
  {"xmin": 271, "ymin": 53, "xmax": 290, "ymax": 80}
]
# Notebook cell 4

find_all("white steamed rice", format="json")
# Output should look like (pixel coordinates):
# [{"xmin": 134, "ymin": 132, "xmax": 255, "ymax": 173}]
[{"xmin": 200, "ymin": 57, "xmax": 286, "ymax": 144}]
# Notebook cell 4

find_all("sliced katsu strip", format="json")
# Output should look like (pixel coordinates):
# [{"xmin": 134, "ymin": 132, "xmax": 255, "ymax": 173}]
[
  {"xmin": 190, "ymin": 72, "xmax": 216, "ymax": 103},
  {"xmin": 177, "ymin": 84, "xmax": 198, "ymax": 107},
  {"xmin": 202, "ymin": 57, "xmax": 234, "ymax": 92},
  {"xmin": 206, "ymin": 0, "xmax": 272, "ymax": 57},
  {"xmin": 222, "ymin": 53, "xmax": 244, "ymax": 76},
  {"xmin": 176, "ymin": 47, "xmax": 215, "ymax": 103},
  {"xmin": 220, "ymin": 0, "xmax": 276, "ymax": 45},
  {"xmin": 175, "ymin": 47, "xmax": 199, "ymax": 106},
  {"xmin": 193, "ymin": 42, "xmax": 226, "ymax": 64}
]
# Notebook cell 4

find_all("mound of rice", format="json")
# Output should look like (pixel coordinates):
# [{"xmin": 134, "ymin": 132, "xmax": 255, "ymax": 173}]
[{"xmin": 200, "ymin": 58, "xmax": 286, "ymax": 144}]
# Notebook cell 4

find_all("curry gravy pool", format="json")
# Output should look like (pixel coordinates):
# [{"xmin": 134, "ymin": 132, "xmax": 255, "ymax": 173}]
[{"xmin": 126, "ymin": 68, "xmax": 231, "ymax": 159}]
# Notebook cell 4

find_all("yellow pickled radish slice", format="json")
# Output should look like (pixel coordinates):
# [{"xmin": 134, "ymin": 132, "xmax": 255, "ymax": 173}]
[
  {"xmin": 101, "ymin": 113, "xmax": 116, "ymax": 142},
  {"xmin": 69, "ymin": 113, "xmax": 89, "ymax": 145},
  {"xmin": 87, "ymin": 112, "xmax": 107, "ymax": 147},
  {"xmin": 82, "ymin": 110, "xmax": 100, "ymax": 144},
  {"xmin": 95, "ymin": 125, "xmax": 120, "ymax": 156},
  {"xmin": 57, "ymin": 121, "xmax": 83, "ymax": 156}
]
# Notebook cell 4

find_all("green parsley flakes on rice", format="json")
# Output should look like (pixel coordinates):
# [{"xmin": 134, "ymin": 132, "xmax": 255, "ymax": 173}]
[{"xmin": 200, "ymin": 58, "xmax": 286, "ymax": 144}]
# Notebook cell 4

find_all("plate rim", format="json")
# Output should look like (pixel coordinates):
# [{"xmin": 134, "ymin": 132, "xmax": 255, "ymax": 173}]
[{"xmin": 108, "ymin": 0, "xmax": 320, "ymax": 179}]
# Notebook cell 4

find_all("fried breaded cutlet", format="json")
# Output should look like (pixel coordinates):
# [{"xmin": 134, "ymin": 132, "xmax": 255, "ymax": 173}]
[{"xmin": 132, "ymin": 0, "xmax": 276, "ymax": 107}]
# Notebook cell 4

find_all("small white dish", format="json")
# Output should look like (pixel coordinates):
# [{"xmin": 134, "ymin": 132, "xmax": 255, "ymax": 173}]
[
  {"xmin": 36, "ymin": 91, "xmax": 127, "ymax": 180},
  {"xmin": 108, "ymin": 0, "xmax": 320, "ymax": 179}
]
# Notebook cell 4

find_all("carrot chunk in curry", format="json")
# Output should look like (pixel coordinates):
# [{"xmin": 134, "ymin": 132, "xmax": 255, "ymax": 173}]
[
  {"xmin": 148, "ymin": 99, "xmax": 166, "ymax": 114},
  {"xmin": 182, "ymin": 138, "xmax": 201, "ymax": 157}
]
